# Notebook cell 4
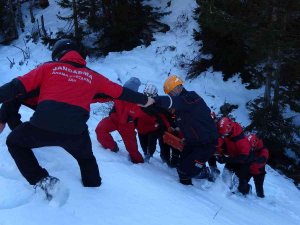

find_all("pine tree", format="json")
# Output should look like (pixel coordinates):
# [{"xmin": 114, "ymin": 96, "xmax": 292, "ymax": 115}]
[
  {"xmin": 0, "ymin": 0, "xmax": 18, "ymax": 44},
  {"xmin": 91, "ymin": 0, "xmax": 169, "ymax": 56},
  {"xmin": 0, "ymin": 1, "xmax": 4, "ymax": 30},
  {"xmin": 192, "ymin": 0, "xmax": 300, "ymax": 179},
  {"xmin": 55, "ymin": 0, "xmax": 169, "ymax": 55},
  {"xmin": 56, "ymin": 0, "xmax": 83, "ymax": 40}
]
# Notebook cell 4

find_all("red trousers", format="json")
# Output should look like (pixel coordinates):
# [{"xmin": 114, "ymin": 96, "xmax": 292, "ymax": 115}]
[{"xmin": 95, "ymin": 116, "xmax": 144, "ymax": 163}]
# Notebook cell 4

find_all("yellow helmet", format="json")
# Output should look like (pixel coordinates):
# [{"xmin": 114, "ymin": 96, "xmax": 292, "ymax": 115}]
[{"xmin": 163, "ymin": 75, "xmax": 183, "ymax": 94}]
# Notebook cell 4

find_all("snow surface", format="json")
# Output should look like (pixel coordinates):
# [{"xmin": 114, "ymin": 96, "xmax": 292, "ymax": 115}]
[{"xmin": 0, "ymin": 1, "xmax": 299, "ymax": 225}]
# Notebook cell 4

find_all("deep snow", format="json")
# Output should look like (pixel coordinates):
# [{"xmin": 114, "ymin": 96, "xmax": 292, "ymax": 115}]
[{"xmin": 0, "ymin": 1, "xmax": 299, "ymax": 225}]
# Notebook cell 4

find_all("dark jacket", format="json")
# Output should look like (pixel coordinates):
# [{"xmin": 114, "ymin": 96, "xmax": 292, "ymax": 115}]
[
  {"xmin": 154, "ymin": 89, "xmax": 218, "ymax": 145},
  {"xmin": 0, "ymin": 51, "xmax": 148, "ymax": 134}
]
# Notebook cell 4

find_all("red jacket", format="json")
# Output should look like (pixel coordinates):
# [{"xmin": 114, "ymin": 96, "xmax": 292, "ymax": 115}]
[
  {"xmin": 249, "ymin": 140, "xmax": 269, "ymax": 175},
  {"xmin": 135, "ymin": 107, "xmax": 170, "ymax": 135},
  {"xmin": 0, "ymin": 51, "xmax": 147, "ymax": 134},
  {"xmin": 217, "ymin": 122, "xmax": 251, "ymax": 162},
  {"xmin": 109, "ymin": 100, "xmax": 139, "ymax": 125}
]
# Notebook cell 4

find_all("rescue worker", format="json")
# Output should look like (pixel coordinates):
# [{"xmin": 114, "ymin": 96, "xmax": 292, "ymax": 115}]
[
  {"xmin": 135, "ymin": 84, "xmax": 172, "ymax": 162},
  {"xmin": 0, "ymin": 39, "xmax": 154, "ymax": 200},
  {"xmin": 154, "ymin": 75, "xmax": 218, "ymax": 185},
  {"xmin": 95, "ymin": 77, "xmax": 144, "ymax": 164},
  {"xmin": 216, "ymin": 117, "xmax": 252, "ymax": 195},
  {"xmin": 246, "ymin": 134, "xmax": 269, "ymax": 198}
]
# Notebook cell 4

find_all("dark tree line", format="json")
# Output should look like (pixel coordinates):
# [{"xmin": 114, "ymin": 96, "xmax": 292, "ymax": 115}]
[
  {"xmin": 0, "ymin": 0, "xmax": 18, "ymax": 44},
  {"xmin": 54, "ymin": 0, "xmax": 169, "ymax": 56},
  {"xmin": 0, "ymin": 0, "xmax": 49, "ymax": 44},
  {"xmin": 191, "ymin": 0, "xmax": 300, "ymax": 183},
  {"xmin": 1, "ymin": 0, "xmax": 168, "ymax": 56}
]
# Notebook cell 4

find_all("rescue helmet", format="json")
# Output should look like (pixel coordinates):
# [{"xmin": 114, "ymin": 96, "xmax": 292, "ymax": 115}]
[
  {"xmin": 163, "ymin": 75, "xmax": 183, "ymax": 94},
  {"xmin": 217, "ymin": 117, "xmax": 233, "ymax": 136},
  {"xmin": 52, "ymin": 38, "xmax": 87, "ymax": 61}
]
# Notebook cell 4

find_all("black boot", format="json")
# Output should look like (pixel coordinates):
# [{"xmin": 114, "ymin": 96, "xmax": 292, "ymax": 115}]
[
  {"xmin": 254, "ymin": 173, "xmax": 265, "ymax": 198},
  {"xmin": 256, "ymin": 186, "xmax": 265, "ymax": 198},
  {"xmin": 238, "ymin": 179, "xmax": 251, "ymax": 195},
  {"xmin": 179, "ymin": 177, "xmax": 193, "ymax": 185},
  {"xmin": 178, "ymin": 170, "xmax": 193, "ymax": 185}
]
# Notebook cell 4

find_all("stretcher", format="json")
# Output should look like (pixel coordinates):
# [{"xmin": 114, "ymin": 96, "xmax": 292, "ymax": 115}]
[{"xmin": 162, "ymin": 131, "xmax": 184, "ymax": 152}]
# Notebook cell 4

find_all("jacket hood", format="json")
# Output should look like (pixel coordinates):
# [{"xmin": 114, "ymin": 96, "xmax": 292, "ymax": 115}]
[{"xmin": 60, "ymin": 51, "xmax": 87, "ymax": 66}]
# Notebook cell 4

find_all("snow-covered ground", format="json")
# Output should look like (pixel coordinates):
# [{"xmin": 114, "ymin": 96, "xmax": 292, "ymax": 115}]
[{"xmin": 0, "ymin": 1, "xmax": 299, "ymax": 225}]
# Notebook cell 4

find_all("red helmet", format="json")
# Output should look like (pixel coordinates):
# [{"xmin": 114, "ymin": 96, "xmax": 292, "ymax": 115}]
[
  {"xmin": 217, "ymin": 117, "xmax": 233, "ymax": 136},
  {"xmin": 247, "ymin": 134, "xmax": 259, "ymax": 148}
]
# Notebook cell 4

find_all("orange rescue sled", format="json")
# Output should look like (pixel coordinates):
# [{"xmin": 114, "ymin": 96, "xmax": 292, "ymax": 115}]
[{"xmin": 163, "ymin": 131, "xmax": 184, "ymax": 152}]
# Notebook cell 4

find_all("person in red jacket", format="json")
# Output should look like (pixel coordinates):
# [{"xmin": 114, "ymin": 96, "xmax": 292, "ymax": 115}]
[
  {"xmin": 216, "ymin": 117, "xmax": 252, "ymax": 195},
  {"xmin": 135, "ymin": 84, "xmax": 172, "ymax": 162},
  {"xmin": 95, "ymin": 77, "xmax": 144, "ymax": 164},
  {"xmin": 246, "ymin": 134, "xmax": 269, "ymax": 198},
  {"xmin": 0, "ymin": 39, "xmax": 154, "ymax": 200}
]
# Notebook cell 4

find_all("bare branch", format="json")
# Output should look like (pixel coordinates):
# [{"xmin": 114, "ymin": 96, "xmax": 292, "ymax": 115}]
[{"xmin": 6, "ymin": 57, "xmax": 15, "ymax": 69}]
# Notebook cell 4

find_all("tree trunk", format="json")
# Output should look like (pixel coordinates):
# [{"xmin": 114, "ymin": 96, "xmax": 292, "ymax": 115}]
[
  {"xmin": 40, "ymin": 15, "xmax": 47, "ymax": 37},
  {"xmin": 89, "ymin": 0, "xmax": 96, "ymax": 21},
  {"xmin": 273, "ymin": 68, "xmax": 280, "ymax": 109},
  {"xmin": 72, "ymin": 0, "xmax": 80, "ymax": 40},
  {"xmin": 17, "ymin": 0, "xmax": 25, "ymax": 32},
  {"xmin": 29, "ymin": 0, "xmax": 35, "ymax": 23},
  {"xmin": 264, "ymin": 59, "xmax": 273, "ymax": 108},
  {"xmin": 2, "ymin": 0, "xmax": 18, "ymax": 43}
]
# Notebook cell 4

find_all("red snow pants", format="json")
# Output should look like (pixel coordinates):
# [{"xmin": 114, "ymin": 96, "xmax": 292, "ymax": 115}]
[{"xmin": 95, "ymin": 116, "xmax": 144, "ymax": 163}]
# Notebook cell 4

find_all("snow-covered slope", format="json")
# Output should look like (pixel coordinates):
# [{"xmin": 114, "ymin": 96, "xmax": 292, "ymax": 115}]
[{"xmin": 0, "ymin": 1, "xmax": 299, "ymax": 225}]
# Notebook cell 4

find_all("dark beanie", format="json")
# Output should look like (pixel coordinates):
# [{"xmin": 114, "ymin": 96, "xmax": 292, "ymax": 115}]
[{"xmin": 123, "ymin": 77, "xmax": 141, "ymax": 92}]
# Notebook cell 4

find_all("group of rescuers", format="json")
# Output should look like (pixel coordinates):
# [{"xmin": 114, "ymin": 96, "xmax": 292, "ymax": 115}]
[{"xmin": 0, "ymin": 39, "xmax": 269, "ymax": 200}]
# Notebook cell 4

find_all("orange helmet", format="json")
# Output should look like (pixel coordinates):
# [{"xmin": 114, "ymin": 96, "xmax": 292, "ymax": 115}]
[
  {"xmin": 163, "ymin": 75, "xmax": 183, "ymax": 94},
  {"xmin": 217, "ymin": 117, "xmax": 233, "ymax": 136}
]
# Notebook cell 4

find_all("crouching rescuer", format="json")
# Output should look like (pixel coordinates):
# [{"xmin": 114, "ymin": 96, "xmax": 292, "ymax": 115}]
[
  {"xmin": 0, "ymin": 39, "xmax": 154, "ymax": 200},
  {"xmin": 154, "ymin": 75, "xmax": 218, "ymax": 185}
]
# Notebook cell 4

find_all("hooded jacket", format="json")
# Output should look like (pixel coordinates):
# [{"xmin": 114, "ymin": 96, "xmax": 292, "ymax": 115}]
[{"xmin": 217, "ymin": 122, "xmax": 251, "ymax": 163}]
